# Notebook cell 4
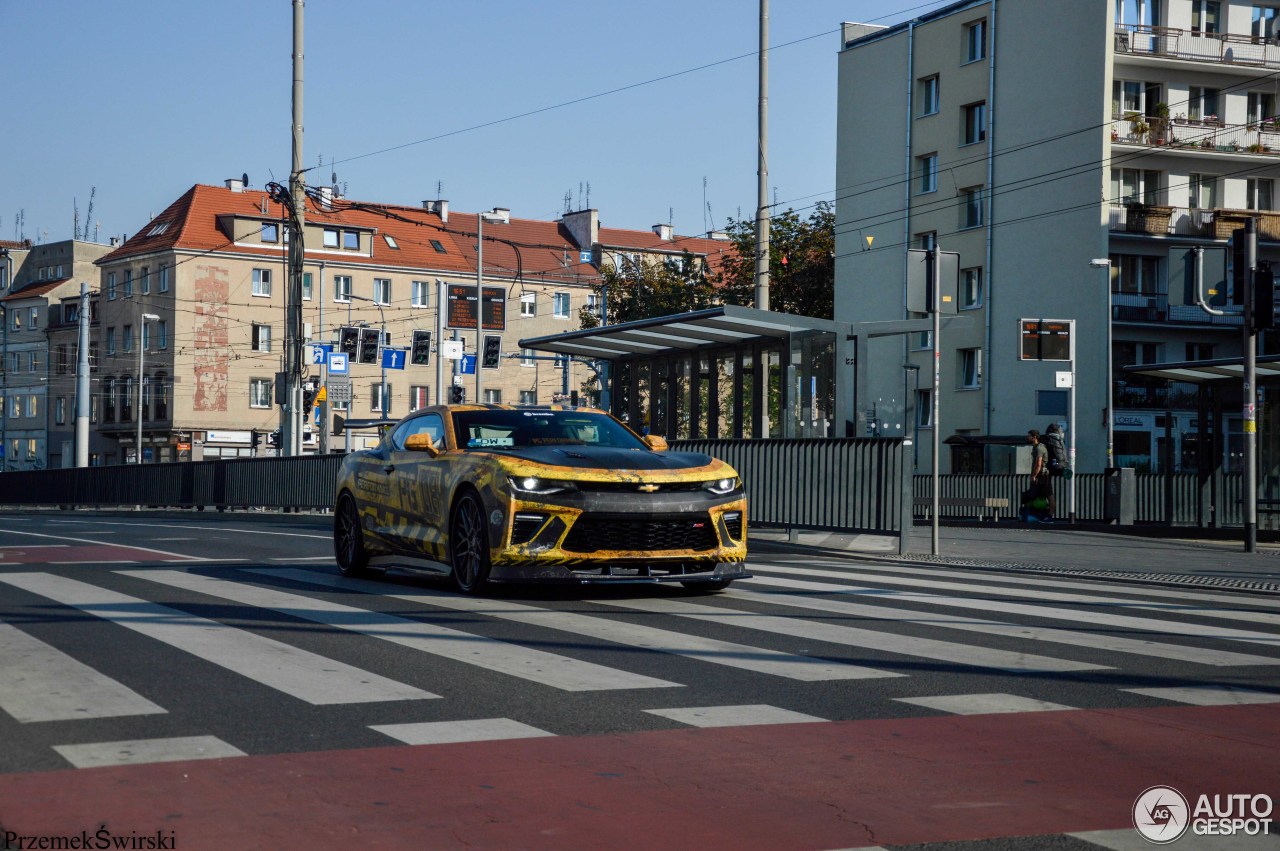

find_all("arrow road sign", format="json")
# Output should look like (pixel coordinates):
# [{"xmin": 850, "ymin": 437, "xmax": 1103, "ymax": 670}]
[
  {"xmin": 308, "ymin": 343, "xmax": 333, "ymax": 365},
  {"xmin": 381, "ymin": 348, "xmax": 407, "ymax": 370}
]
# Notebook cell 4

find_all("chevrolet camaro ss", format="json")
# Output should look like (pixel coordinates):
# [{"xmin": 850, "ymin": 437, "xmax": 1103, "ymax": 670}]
[{"xmin": 333, "ymin": 405, "xmax": 748, "ymax": 593}]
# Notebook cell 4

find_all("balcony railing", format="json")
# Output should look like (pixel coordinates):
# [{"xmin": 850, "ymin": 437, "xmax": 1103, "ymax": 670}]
[
  {"xmin": 1112, "ymin": 117, "xmax": 1280, "ymax": 154},
  {"xmin": 1110, "ymin": 290, "xmax": 1244, "ymax": 326},
  {"xmin": 1115, "ymin": 23, "xmax": 1280, "ymax": 69}
]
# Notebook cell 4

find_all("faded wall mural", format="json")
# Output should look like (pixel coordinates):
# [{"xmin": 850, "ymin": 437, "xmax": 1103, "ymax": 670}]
[{"xmin": 193, "ymin": 265, "xmax": 230, "ymax": 412}]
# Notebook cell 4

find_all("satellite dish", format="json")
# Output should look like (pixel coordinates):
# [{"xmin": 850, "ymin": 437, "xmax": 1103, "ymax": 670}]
[{"xmin": 242, "ymin": 173, "xmax": 249, "ymax": 188}]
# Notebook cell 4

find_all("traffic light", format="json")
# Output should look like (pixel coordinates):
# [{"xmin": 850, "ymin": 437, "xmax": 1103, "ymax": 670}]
[
  {"xmin": 302, "ymin": 382, "xmax": 319, "ymax": 422},
  {"xmin": 411, "ymin": 330, "xmax": 432, "ymax": 366},
  {"xmin": 339, "ymin": 327, "xmax": 359, "ymax": 360},
  {"xmin": 450, "ymin": 384, "xmax": 465, "ymax": 404},
  {"xmin": 358, "ymin": 328, "xmax": 380, "ymax": 365},
  {"xmin": 482, "ymin": 334, "xmax": 502, "ymax": 369},
  {"xmin": 1255, "ymin": 261, "xmax": 1276, "ymax": 331},
  {"xmin": 267, "ymin": 430, "xmax": 281, "ymax": 448},
  {"xmin": 251, "ymin": 431, "xmax": 261, "ymax": 449},
  {"xmin": 1231, "ymin": 229, "xmax": 1248, "ymax": 305}
]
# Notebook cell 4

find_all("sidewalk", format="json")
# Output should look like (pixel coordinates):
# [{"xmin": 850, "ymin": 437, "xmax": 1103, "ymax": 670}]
[{"xmin": 752, "ymin": 523, "xmax": 1280, "ymax": 592}]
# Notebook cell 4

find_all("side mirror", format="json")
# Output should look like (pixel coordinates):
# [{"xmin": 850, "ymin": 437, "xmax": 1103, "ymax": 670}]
[
  {"xmin": 404, "ymin": 433, "xmax": 441, "ymax": 457},
  {"xmin": 643, "ymin": 434, "xmax": 669, "ymax": 452}
]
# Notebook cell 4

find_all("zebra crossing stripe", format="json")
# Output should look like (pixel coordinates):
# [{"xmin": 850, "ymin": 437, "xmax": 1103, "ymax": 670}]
[
  {"xmin": 258, "ymin": 568, "xmax": 896, "ymax": 682},
  {"xmin": 53, "ymin": 735, "xmax": 245, "ymax": 768},
  {"xmin": 129, "ymin": 570, "xmax": 679, "ymax": 692},
  {"xmin": 371, "ymin": 718, "xmax": 555, "ymax": 745},
  {"xmin": 0, "ymin": 621, "xmax": 166, "ymax": 722},
  {"xmin": 1123, "ymin": 685, "xmax": 1280, "ymax": 706},
  {"xmin": 733, "ymin": 581, "xmax": 1280, "ymax": 668},
  {"xmin": 643, "ymin": 704, "xmax": 826, "ymax": 728},
  {"xmin": 895, "ymin": 693, "xmax": 1075, "ymax": 715},
  {"xmin": 743, "ymin": 571, "xmax": 1280, "ymax": 649},
  {"xmin": 597, "ymin": 596, "xmax": 1107, "ymax": 673},
  {"xmin": 0, "ymin": 572, "xmax": 433, "ymax": 706}
]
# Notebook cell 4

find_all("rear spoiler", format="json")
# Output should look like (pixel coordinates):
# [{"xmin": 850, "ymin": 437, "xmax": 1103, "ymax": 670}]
[{"xmin": 332, "ymin": 415, "xmax": 397, "ymax": 437}]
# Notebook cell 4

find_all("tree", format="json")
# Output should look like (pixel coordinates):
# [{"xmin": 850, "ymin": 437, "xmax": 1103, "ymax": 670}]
[
  {"xmin": 711, "ymin": 202, "xmax": 835, "ymax": 319},
  {"xmin": 578, "ymin": 250, "xmax": 721, "ymax": 329}
]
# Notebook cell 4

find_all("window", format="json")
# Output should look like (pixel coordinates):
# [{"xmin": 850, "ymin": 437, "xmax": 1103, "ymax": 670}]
[
  {"xmin": 961, "ymin": 186, "xmax": 985, "ymax": 228},
  {"xmin": 965, "ymin": 19, "xmax": 986, "ymax": 62},
  {"xmin": 1189, "ymin": 173, "xmax": 1217, "ymax": 209},
  {"xmin": 140, "ymin": 266, "xmax": 150, "ymax": 295},
  {"xmin": 252, "ymin": 323, "xmax": 272, "ymax": 352},
  {"xmin": 916, "ymin": 231, "xmax": 937, "ymax": 251},
  {"xmin": 252, "ymin": 268, "xmax": 272, "ymax": 297},
  {"xmin": 154, "ymin": 373, "xmax": 169, "ymax": 419},
  {"xmin": 25, "ymin": 395, "xmax": 39, "ymax": 418},
  {"xmin": 1110, "ymin": 254, "xmax": 1163, "ymax": 293},
  {"xmin": 916, "ymin": 389, "xmax": 933, "ymax": 428},
  {"xmin": 959, "ymin": 348, "xmax": 982, "ymax": 388},
  {"xmin": 371, "ymin": 382, "xmax": 391, "ymax": 413},
  {"xmin": 918, "ymin": 153, "xmax": 938, "ymax": 193},
  {"xmin": 911, "ymin": 312, "xmax": 933, "ymax": 350},
  {"xmin": 1255, "ymin": 5, "xmax": 1280, "ymax": 39},
  {"xmin": 1186, "ymin": 343, "xmax": 1214, "ymax": 361},
  {"xmin": 142, "ymin": 322, "xmax": 152, "ymax": 352},
  {"xmin": 1192, "ymin": 1, "xmax": 1221, "ymax": 34},
  {"xmin": 102, "ymin": 378, "xmax": 115, "ymax": 422},
  {"xmin": 963, "ymin": 102, "xmax": 986, "ymax": 144},
  {"xmin": 919, "ymin": 75, "xmax": 940, "ymax": 116},
  {"xmin": 106, "ymin": 327, "xmax": 116, "ymax": 355},
  {"xmin": 520, "ymin": 293, "xmax": 536, "ymax": 317},
  {"xmin": 430, "ymin": 239, "xmax": 447, "ymax": 253},
  {"xmin": 25, "ymin": 439, "xmax": 36, "ymax": 461},
  {"xmin": 409, "ymin": 386, "xmax": 430, "ymax": 411},
  {"xmin": 55, "ymin": 397, "xmax": 66, "ymax": 426},
  {"xmin": 302, "ymin": 272, "xmax": 313, "ymax": 301},
  {"xmin": 373, "ymin": 278, "xmax": 391, "ymax": 305},
  {"xmin": 1189, "ymin": 86, "xmax": 1220, "ymax": 121},
  {"xmin": 1110, "ymin": 168, "xmax": 1162, "ymax": 206},
  {"xmin": 343, "ymin": 231, "xmax": 359, "ymax": 251},
  {"xmin": 334, "ymin": 275, "xmax": 352, "ymax": 302},
  {"xmin": 140, "ymin": 376, "xmax": 151, "ymax": 421},
  {"xmin": 961, "ymin": 267, "xmax": 983, "ymax": 308},
  {"xmin": 553, "ymin": 292, "xmax": 570, "ymax": 319},
  {"xmin": 107, "ymin": 272, "xmax": 117, "ymax": 300},
  {"xmin": 123, "ymin": 325, "xmax": 134, "ymax": 353},
  {"xmin": 520, "ymin": 348, "xmax": 537, "ymax": 367},
  {"xmin": 123, "ymin": 269, "xmax": 133, "ymax": 298},
  {"xmin": 383, "ymin": 234, "xmax": 399, "ymax": 249},
  {"xmin": 412, "ymin": 280, "xmax": 429, "ymax": 308},
  {"xmin": 262, "ymin": 223, "xmax": 279, "ymax": 242},
  {"xmin": 1249, "ymin": 178, "xmax": 1274, "ymax": 211},
  {"xmin": 323, "ymin": 228, "xmax": 339, "ymax": 248},
  {"xmin": 520, "ymin": 390, "xmax": 538, "ymax": 405},
  {"xmin": 158, "ymin": 265, "xmax": 169, "ymax": 293},
  {"xmin": 250, "ymin": 378, "xmax": 272, "ymax": 409},
  {"xmin": 9, "ymin": 310, "xmax": 18, "ymax": 331},
  {"xmin": 56, "ymin": 345, "xmax": 68, "ymax": 374},
  {"xmin": 28, "ymin": 351, "xmax": 38, "ymax": 372},
  {"xmin": 1249, "ymin": 91, "xmax": 1276, "ymax": 127},
  {"xmin": 6, "ymin": 396, "xmax": 18, "ymax": 418},
  {"xmin": 1112, "ymin": 79, "xmax": 1145, "ymax": 117},
  {"xmin": 483, "ymin": 389, "xmax": 502, "ymax": 404},
  {"xmin": 29, "ymin": 307, "xmax": 38, "ymax": 329}
]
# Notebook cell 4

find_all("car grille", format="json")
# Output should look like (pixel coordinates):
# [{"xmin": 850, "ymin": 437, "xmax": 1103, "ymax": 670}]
[
  {"xmin": 575, "ymin": 481, "xmax": 706, "ymax": 493},
  {"xmin": 510, "ymin": 513, "xmax": 546, "ymax": 545},
  {"xmin": 562, "ymin": 517, "xmax": 719, "ymax": 553}
]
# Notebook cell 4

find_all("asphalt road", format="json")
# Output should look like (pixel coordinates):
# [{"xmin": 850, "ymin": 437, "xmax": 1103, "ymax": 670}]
[{"xmin": 0, "ymin": 511, "xmax": 1277, "ymax": 850}]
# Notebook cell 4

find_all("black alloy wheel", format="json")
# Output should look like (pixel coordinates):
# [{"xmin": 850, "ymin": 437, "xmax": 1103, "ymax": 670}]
[
  {"xmin": 334, "ymin": 494, "xmax": 372, "ymax": 577},
  {"xmin": 450, "ymin": 492, "xmax": 491, "ymax": 594}
]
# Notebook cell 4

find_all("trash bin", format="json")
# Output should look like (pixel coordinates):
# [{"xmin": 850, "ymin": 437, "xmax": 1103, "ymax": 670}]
[{"xmin": 1103, "ymin": 467, "xmax": 1136, "ymax": 524}]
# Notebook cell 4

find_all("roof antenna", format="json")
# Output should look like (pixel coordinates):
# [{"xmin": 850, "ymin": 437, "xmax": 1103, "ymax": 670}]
[{"xmin": 702, "ymin": 177, "xmax": 710, "ymax": 234}]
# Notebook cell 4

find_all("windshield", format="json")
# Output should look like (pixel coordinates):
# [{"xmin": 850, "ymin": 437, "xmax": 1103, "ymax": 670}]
[{"xmin": 450, "ymin": 409, "xmax": 648, "ymax": 451}]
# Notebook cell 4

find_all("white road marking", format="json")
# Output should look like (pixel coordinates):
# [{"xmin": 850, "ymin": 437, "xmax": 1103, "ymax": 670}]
[
  {"xmin": 53, "ymin": 735, "xmax": 245, "ymax": 768},
  {"xmin": 263, "ymin": 568, "xmax": 893, "ymax": 682},
  {"xmin": 0, "ymin": 545, "xmax": 69, "ymax": 549},
  {"xmin": 1123, "ymin": 685, "xmax": 1280, "ymax": 705},
  {"xmin": 643, "ymin": 704, "xmax": 826, "ymax": 728},
  {"xmin": 46, "ymin": 518, "xmax": 330, "ymax": 540},
  {"xmin": 128, "ymin": 570, "xmax": 678, "ymax": 693},
  {"xmin": 733, "ymin": 581, "xmax": 1280, "ymax": 667},
  {"xmin": 0, "ymin": 572, "xmax": 433, "ymax": 705},
  {"xmin": 0, "ymin": 621, "xmax": 166, "ymax": 722},
  {"xmin": 598, "ymin": 596, "xmax": 1105, "ymax": 673},
  {"xmin": 0, "ymin": 529, "xmax": 201, "ymax": 561},
  {"xmin": 269, "ymin": 556, "xmax": 335, "ymax": 562},
  {"xmin": 1070, "ymin": 827, "xmax": 1277, "ymax": 850},
  {"xmin": 894, "ymin": 693, "xmax": 1074, "ymax": 715},
  {"xmin": 371, "ymin": 718, "xmax": 555, "ymax": 745}
]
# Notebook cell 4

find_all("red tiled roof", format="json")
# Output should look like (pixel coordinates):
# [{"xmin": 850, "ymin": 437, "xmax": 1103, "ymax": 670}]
[
  {"xmin": 0, "ymin": 239, "xmax": 32, "ymax": 251},
  {"xmin": 1, "ymin": 278, "xmax": 70, "ymax": 302}
]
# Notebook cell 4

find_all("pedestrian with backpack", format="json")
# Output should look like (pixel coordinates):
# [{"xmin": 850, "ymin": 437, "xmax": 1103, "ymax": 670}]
[{"xmin": 1022, "ymin": 429, "xmax": 1056, "ymax": 521}]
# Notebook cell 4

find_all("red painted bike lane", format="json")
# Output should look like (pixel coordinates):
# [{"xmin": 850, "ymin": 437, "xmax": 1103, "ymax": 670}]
[{"xmin": 2, "ymin": 703, "xmax": 1276, "ymax": 850}]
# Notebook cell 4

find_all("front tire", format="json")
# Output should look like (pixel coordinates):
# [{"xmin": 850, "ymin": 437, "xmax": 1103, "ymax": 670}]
[
  {"xmin": 450, "ymin": 492, "xmax": 491, "ymax": 595},
  {"xmin": 334, "ymin": 494, "xmax": 372, "ymax": 577}
]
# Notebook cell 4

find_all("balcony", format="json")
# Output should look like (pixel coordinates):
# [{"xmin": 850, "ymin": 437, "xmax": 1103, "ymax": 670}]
[
  {"xmin": 1110, "ymin": 205, "xmax": 1280, "ymax": 241},
  {"xmin": 1111, "ymin": 291, "xmax": 1243, "ymax": 327},
  {"xmin": 1112, "ymin": 117, "xmax": 1280, "ymax": 155},
  {"xmin": 1115, "ymin": 24, "xmax": 1280, "ymax": 71}
]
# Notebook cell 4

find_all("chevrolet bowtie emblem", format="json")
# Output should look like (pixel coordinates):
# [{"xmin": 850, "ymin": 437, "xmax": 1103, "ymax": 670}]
[{"xmin": 637, "ymin": 484, "xmax": 660, "ymax": 492}]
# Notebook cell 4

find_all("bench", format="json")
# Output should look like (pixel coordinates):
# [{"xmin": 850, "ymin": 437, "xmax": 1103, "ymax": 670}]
[{"xmin": 914, "ymin": 497, "xmax": 1011, "ymax": 522}]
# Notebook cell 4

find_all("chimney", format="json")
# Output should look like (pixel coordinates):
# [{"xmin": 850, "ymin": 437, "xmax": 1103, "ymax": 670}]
[
  {"xmin": 710, "ymin": 230, "xmax": 730, "ymax": 241},
  {"xmin": 109, "ymin": 237, "xmax": 119, "ymax": 247},
  {"xmin": 489, "ymin": 207, "xmax": 511, "ymax": 225},
  {"xmin": 652, "ymin": 223, "xmax": 673, "ymax": 241},
  {"xmin": 561, "ymin": 209, "xmax": 599, "ymax": 250},
  {"xmin": 424, "ymin": 199, "xmax": 449, "ymax": 223},
  {"xmin": 225, "ymin": 177, "xmax": 245, "ymax": 192},
  {"xmin": 317, "ymin": 186, "xmax": 334, "ymax": 209}
]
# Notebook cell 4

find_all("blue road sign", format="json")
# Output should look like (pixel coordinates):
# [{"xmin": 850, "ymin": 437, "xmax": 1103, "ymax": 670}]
[
  {"xmin": 459, "ymin": 354, "xmax": 476, "ymax": 374},
  {"xmin": 381, "ymin": 348, "xmax": 407, "ymax": 370},
  {"xmin": 308, "ymin": 343, "xmax": 332, "ymax": 365},
  {"xmin": 579, "ymin": 250, "xmax": 592, "ymax": 264},
  {"xmin": 327, "ymin": 352, "xmax": 349, "ymax": 375}
]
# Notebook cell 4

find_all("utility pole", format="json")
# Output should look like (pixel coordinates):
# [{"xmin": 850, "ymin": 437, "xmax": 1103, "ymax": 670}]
[
  {"xmin": 283, "ymin": 0, "xmax": 306, "ymax": 455},
  {"xmin": 435, "ymin": 279, "xmax": 445, "ymax": 404},
  {"xmin": 75, "ymin": 282, "xmax": 90, "ymax": 467},
  {"xmin": 318, "ymin": 260, "xmax": 329, "ymax": 454},
  {"xmin": 1244, "ymin": 217, "xmax": 1259, "ymax": 553},
  {"xmin": 930, "ymin": 247, "xmax": 941, "ymax": 556},
  {"xmin": 754, "ymin": 0, "xmax": 770, "ymax": 311},
  {"xmin": 476, "ymin": 214, "xmax": 485, "ymax": 404}
]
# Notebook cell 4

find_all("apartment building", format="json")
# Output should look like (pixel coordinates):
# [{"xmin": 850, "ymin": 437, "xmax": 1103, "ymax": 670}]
[
  {"xmin": 836, "ymin": 0, "xmax": 1277, "ymax": 474},
  {"xmin": 0, "ymin": 239, "xmax": 111, "ymax": 470},
  {"xmin": 90, "ymin": 181, "xmax": 733, "ymax": 462}
]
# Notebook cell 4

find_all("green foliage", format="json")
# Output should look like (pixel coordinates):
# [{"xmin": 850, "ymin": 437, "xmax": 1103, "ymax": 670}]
[
  {"xmin": 711, "ymin": 202, "xmax": 835, "ymax": 319},
  {"xmin": 577, "ymin": 250, "xmax": 720, "ymax": 329}
]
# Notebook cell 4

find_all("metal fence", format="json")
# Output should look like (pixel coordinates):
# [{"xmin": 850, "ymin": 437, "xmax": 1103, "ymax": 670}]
[{"xmin": 912, "ymin": 472, "xmax": 1245, "ymax": 526}]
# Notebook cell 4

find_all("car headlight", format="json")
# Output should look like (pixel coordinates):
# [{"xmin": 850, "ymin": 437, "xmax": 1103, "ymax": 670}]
[
  {"xmin": 702, "ymin": 477, "xmax": 740, "ymax": 495},
  {"xmin": 508, "ymin": 476, "xmax": 578, "ymax": 496}
]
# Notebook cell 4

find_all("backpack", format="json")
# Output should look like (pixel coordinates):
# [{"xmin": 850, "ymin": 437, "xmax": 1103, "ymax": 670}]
[{"xmin": 1043, "ymin": 431, "xmax": 1067, "ymax": 476}]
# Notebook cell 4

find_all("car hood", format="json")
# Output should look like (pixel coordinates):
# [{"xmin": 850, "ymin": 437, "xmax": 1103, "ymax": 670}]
[{"xmin": 486, "ymin": 445, "xmax": 714, "ymax": 472}]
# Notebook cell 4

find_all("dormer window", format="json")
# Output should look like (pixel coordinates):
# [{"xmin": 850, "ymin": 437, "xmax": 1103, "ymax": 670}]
[
  {"xmin": 262, "ymin": 223, "xmax": 279, "ymax": 242},
  {"xmin": 343, "ymin": 231, "xmax": 359, "ymax": 250},
  {"xmin": 383, "ymin": 234, "xmax": 398, "ymax": 249},
  {"xmin": 323, "ymin": 228, "xmax": 339, "ymax": 248}
]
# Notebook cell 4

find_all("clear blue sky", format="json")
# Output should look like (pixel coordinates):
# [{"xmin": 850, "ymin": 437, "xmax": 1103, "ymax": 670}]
[{"xmin": 3, "ymin": 0, "xmax": 944, "ymax": 245}]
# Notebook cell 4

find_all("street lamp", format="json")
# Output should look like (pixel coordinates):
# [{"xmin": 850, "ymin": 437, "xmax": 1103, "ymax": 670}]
[
  {"xmin": 137, "ymin": 312, "xmax": 159, "ymax": 464},
  {"xmin": 1090, "ymin": 258, "xmax": 1113, "ymax": 471},
  {"xmin": 475, "ymin": 208, "xmax": 507, "ymax": 404}
]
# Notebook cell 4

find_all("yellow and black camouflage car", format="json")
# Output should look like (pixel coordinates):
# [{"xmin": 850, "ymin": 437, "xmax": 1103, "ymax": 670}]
[{"xmin": 334, "ymin": 404, "xmax": 748, "ymax": 593}]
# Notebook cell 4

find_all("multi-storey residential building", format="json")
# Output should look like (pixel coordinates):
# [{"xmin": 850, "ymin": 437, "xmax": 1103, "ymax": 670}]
[
  {"xmin": 837, "ymin": 0, "xmax": 1274, "ymax": 475},
  {"xmin": 90, "ymin": 181, "xmax": 733, "ymax": 462},
  {"xmin": 0, "ymin": 239, "xmax": 111, "ymax": 470}
]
